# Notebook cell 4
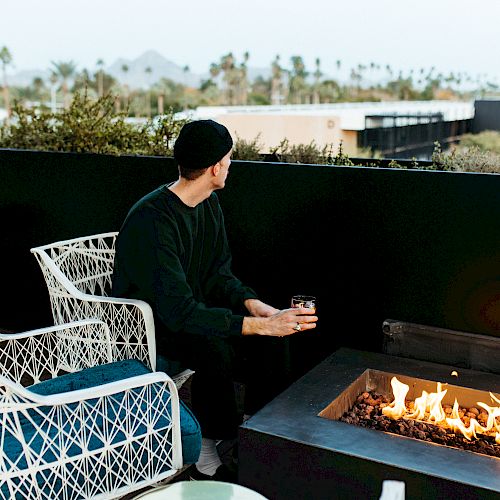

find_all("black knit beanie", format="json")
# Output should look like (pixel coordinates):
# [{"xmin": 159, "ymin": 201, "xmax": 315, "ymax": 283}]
[{"xmin": 173, "ymin": 119, "xmax": 233, "ymax": 170}]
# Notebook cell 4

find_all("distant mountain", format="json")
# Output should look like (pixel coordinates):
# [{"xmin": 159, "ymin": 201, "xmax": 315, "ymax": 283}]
[
  {"xmin": 8, "ymin": 69, "xmax": 52, "ymax": 87},
  {"xmin": 107, "ymin": 50, "xmax": 205, "ymax": 89},
  {"xmin": 5, "ymin": 51, "xmax": 204, "ymax": 90},
  {"xmin": 108, "ymin": 50, "xmax": 274, "ymax": 89}
]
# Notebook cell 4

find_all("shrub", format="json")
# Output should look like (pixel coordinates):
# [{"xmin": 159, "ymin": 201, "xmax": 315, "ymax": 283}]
[
  {"xmin": 328, "ymin": 141, "xmax": 355, "ymax": 166},
  {"xmin": 432, "ymin": 141, "xmax": 500, "ymax": 174},
  {"xmin": 0, "ymin": 90, "xmax": 188, "ymax": 156},
  {"xmin": 270, "ymin": 139, "xmax": 333, "ymax": 165},
  {"xmin": 232, "ymin": 134, "xmax": 263, "ymax": 161}
]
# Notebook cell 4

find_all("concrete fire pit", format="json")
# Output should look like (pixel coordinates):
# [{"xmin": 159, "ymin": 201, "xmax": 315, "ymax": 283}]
[{"xmin": 238, "ymin": 348, "xmax": 500, "ymax": 500}]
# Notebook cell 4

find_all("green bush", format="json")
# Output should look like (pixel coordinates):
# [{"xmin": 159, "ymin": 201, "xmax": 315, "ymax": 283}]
[
  {"xmin": 0, "ymin": 90, "xmax": 188, "ymax": 156},
  {"xmin": 232, "ymin": 134, "xmax": 263, "ymax": 161},
  {"xmin": 270, "ymin": 139, "xmax": 333, "ymax": 165},
  {"xmin": 231, "ymin": 136, "xmax": 383, "ymax": 167},
  {"xmin": 432, "ymin": 141, "xmax": 500, "ymax": 174}
]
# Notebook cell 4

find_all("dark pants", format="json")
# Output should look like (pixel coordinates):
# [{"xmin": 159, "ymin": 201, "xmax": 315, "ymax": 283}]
[{"xmin": 161, "ymin": 332, "xmax": 291, "ymax": 440}]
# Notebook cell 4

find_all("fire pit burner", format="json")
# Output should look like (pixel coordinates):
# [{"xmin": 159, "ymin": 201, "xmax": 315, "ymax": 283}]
[
  {"xmin": 318, "ymin": 368, "xmax": 500, "ymax": 460},
  {"xmin": 338, "ymin": 390, "xmax": 500, "ymax": 458}
]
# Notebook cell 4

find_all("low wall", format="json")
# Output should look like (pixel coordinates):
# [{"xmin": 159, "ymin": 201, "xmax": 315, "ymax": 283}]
[{"xmin": 1, "ymin": 148, "xmax": 499, "ymax": 377}]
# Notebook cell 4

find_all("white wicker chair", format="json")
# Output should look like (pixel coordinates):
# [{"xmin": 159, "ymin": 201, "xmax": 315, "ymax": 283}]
[
  {"xmin": 0, "ymin": 320, "xmax": 194, "ymax": 500},
  {"xmin": 30, "ymin": 232, "xmax": 193, "ymax": 389}
]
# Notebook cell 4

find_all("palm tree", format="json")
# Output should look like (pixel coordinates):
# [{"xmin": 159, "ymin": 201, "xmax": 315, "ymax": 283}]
[
  {"xmin": 96, "ymin": 59, "xmax": 105, "ymax": 97},
  {"xmin": 121, "ymin": 64, "xmax": 129, "ymax": 109},
  {"xmin": 205, "ymin": 62, "xmax": 221, "ymax": 103},
  {"xmin": 51, "ymin": 60, "xmax": 77, "ymax": 108},
  {"xmin": 313, "ymin": 57, "xmax": 322, "ymax": 104},
  {"xmin": 270, "ymin": 55, "xmax": 283, "ymax": 105},
  {"xmin": 356, "ymin": 63, "xmax": 366, "ymax": 91},
  {"xmin": 181, "ymin": 65, "xmax": 190, "ymax": 109},
  {"xmin": 239, "ymin": 52, "xmax": 249, "ymax": 105},
  {"xmin": 182, "ymin": 65, "xmax": 190, "ymax": 85},
  {"xmin": 0, "ymin": 46, "xmax": 13, "ymax": 119},
  {"xmin": 220, "ymin": 53, "xmax": 236, "ymax": 104},
  {"xmin": 157, "ymin": 91, "xmax": 164, "ymax": 115},
  {"xmin": 385, "ymin": 64, "xmax": 393, "ymax": 81},
  {"xmin": 209, "ymin": 62, "xmax": 220, "ymax": 81},
  {"xmin": 349, "ymin": 67, "xmax": 362, "ymax": 96},
  {"xmin": 289, "ymin": 56, "xmax": 308, "ymax": 104},
  {"xmin": 32, "ymin": 77, "xmax": 45, "ymax": 103},
  {"xmin": 145, "ymin": 66, "xmax": 152, "ymax": 117},
  {"xmin": 49, "ymin": 72, "xmax": 58, "ymax": 112}
]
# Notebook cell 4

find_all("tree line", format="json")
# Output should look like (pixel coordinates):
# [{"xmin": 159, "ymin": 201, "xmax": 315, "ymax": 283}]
[{"xmin": 1, "ymin": 46, "xmax": 500, "ymax": 120}]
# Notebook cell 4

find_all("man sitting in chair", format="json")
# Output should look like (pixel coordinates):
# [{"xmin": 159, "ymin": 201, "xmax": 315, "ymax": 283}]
[{"xmin": 112, "ymin": 119, "xmax": 317, "ymax": 481}]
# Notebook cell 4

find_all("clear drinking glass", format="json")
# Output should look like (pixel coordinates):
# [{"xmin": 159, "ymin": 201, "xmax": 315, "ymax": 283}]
[{"xmin": 291, "ymin": 295, "xmax": 316, "ymax": 312}]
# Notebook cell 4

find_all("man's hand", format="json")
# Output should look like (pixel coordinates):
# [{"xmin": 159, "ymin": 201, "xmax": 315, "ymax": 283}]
[
  {"xmin": 244, "ymin": 298, "xmax": 279, "ymax": 317},
  {"xmin": 242, "ymin": 307, "xmax": 318, "ymax": 337}
]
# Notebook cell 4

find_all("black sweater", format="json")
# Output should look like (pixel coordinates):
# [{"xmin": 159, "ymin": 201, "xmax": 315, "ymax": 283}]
[{"xmin": 112, "ymin": 184, "xmax": 258, "ymax": 343}]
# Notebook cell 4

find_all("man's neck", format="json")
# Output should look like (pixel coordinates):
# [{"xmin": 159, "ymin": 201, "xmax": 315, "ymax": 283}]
[{"xmin": 168, "ymin": 178, "xmax": 213, "ymax": 207}]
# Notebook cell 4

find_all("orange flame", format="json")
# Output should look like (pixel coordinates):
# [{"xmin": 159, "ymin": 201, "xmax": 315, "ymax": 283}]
[
  {"xmin": 382, "ymin": 377, "xmax": 409, "ymax": 419},
  {"xmin": 407, "ymin": 382, "xmax": 447, "ymax": 423},
  {"xmin": 383, "ymin": 377, "xmax": 500, "ymax": 443}
]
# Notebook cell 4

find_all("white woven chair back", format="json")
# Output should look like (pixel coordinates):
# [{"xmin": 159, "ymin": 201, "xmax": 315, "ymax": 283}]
[{"xmin": 40, "ymin": 232, "xmax": 117, "ymax": 297}]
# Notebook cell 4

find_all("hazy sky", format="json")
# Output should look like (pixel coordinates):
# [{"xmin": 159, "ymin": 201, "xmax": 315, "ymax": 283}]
[{"xmin": 3, "ymin": 0, "xmax": 500, "ymax": 82}]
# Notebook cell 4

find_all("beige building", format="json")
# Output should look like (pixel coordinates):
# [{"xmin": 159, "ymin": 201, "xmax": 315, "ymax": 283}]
[
  {"xmin": 213, "ymin": 112, "xmax": 355, "ymax": 155},
  {"xmin": 177, "ymin": 101, "xmax": 474, "ymax": 157}
]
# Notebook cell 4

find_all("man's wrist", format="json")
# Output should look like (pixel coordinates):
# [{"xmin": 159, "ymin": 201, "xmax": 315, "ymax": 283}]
[
  {"xmin": 242, "ymin": 316, "xmax": 265, "ymax": 336},
  {"xmin": 244, "ymin": 298, "xmax": 260, "ymax": 316}
]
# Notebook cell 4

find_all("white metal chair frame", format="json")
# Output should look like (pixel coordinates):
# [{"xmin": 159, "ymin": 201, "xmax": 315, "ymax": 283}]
[
  {"xmin": 30, "ymin": 232, "xmax": 193, "ymax": 388},
  {"xmin": 0, "ymin": 320, "xmax": 183, "ymax": 500}
]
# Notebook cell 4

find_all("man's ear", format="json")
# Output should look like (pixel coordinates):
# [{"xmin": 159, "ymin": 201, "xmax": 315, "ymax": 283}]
[{"xmin": 212, "ymin": 163, "xmax": 221, "ymax": 176}]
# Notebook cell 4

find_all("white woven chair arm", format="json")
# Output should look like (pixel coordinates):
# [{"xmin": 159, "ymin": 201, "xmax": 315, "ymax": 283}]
[
  {"xmin": 32, "ymin": 250, "xmax": 152, "ymax": 313},
  {"xmin": 30, "ymin": 248, "xmax": 150, "ymax": 311},
  {"xmin": 80, "ymin": 295, "xmax": 157, "ymax": 368},
  {"xmin": 0, "ymin": 371, "xmax": 177, "ymax": 406},
  {"xmin": 32, "ymin": 245, "xmax": 152, "ymax": 311},
  {"xmin": 0, "ymin": 319, "xmax": 110, "ymax": 342},
  {"xmin": 82, "ymin": 293, "xmax": 154, "ymax": 312}
]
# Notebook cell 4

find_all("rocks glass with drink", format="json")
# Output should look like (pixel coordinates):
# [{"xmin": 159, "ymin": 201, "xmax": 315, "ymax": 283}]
[{"xmin": 291, "ymin": 295, "xmax": 316, "ymax": 312}]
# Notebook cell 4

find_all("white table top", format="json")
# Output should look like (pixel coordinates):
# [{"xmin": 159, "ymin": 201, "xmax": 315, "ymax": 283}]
[{"xmin": 134, "ymin": 480, "xmax": 269, "ymax": 499}]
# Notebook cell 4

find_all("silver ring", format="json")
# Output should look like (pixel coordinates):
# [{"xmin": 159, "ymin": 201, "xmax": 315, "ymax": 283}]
[{"xmin": 294, "ymin": 322, "xmax": 301, "ymax": 331}]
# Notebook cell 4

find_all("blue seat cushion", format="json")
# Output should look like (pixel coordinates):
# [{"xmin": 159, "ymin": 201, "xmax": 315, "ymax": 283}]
[
  {"xmin": 29, "ymin": 359, "xmax": 201, "ymax": 464},
  {"xmin": 1, "ymin": 359, "xmax": 201, "ymax": 497},
  {"xmin": 156, "ymin": 354, "xmax": 189, "ymax": 377}
]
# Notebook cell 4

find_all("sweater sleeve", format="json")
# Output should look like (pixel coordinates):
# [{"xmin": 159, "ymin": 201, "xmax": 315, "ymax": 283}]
[{"xmin": 114, "ymin": 206, "xmax": 245, "ymax": 339}]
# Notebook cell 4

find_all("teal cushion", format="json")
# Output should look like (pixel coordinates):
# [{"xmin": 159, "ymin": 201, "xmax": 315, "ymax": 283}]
[
  {"xmin": 1, "ymin": 360, "xmax": 201, "ymax": 498},
  {"xmin": 31, "ymin": 358, "xmax": 151, "ymax": 392},
  {"xmin": 156, "ymin": 354, "xmax": 188, "ymax": 377},
  {"xmin": 29, "ymin": 359, "xmax": 201, "ymax": 463}
]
